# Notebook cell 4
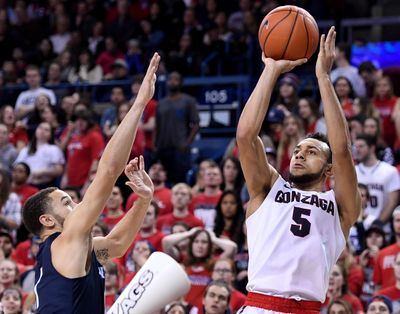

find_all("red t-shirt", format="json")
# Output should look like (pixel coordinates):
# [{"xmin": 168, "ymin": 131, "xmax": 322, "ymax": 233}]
[
  {"xmin": 373, "ymin": 243, "xmax": 400, "ymax": 289},
  {"xmin": 376, "ymin": 285, "xmax": 400, "ymax": 299},
  {"xmin": 11, "ymin": 239, "xmax": 35, "ymax": 267},
  {"xmin": 157, "ymin": 212, "xmax": 204, "ymax": 234},
  {"xmin": 117, "ymin": 230, "xmax": 165, "ymax": 267},
  {"xmin": 126, "ymin": 187, "xmax": 172, "ymax": 216},
  {"xmin": 230, "ymin": 289, "xmax": 246, "ymax": 312},
  {"xmin": 105, "ymin": 293, "xmax": 117, "ymax": 313},
  {"xmin": 373, "ymin": 96, "xmax": 397, "ymax": 147},
  {"xmin": 8, "ymin": 126, "xmax": 28, "ymax": 146},
  {"xmin": 12, "ymin": 184, "xmax": 39, "ymax": 205},
  {"xmin": 64, "ymin": 127, "xmax": 105, "ymax": 187},
  {"xmin": 143, "ymin": 99, "xmax": 157, "ymax": 150},
  {"xmin": 103, "ymin": 212, "xmax": 125, "ymax": 231},
  {"xmin": 348, "ymin": 264, "xmax": 364, "ymax": 297},
  {"xmin": 185, "ymin": 265, "xmax": 212, "ymax": 314}
]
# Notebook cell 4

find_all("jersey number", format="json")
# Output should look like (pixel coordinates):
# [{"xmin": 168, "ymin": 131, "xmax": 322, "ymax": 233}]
[{"xmin": 290, "ymin": 206, "xmax": 311, "ymax": 237}]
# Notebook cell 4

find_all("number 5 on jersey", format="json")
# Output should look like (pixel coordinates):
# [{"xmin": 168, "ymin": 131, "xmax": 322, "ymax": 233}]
[{"xmin": 290, "ymin": 207, "xmax": 311, "ymax": 237}]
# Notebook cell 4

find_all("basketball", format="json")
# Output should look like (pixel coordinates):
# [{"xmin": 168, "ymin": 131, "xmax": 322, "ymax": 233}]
[{"xmin": 258, "ymin": 5, "xmax": 319, "ymax": 60}]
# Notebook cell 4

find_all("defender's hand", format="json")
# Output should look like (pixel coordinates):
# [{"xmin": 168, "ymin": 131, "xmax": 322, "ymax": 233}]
[
  {"xmin": 124, "ymin": 156, "xmax": 154, "ymax": 199},
  {"xmin": 135, "ymin": 53, "xmax": 160, "ymax": 104}
]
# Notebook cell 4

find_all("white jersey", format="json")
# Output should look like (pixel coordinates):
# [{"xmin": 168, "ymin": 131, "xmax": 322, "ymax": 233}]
[
  {"xmin": 246, "ymin": 176, "xmax": 345, "ymax": 302},
  {"xmin": 355, "ymin": 161, "xmax": 400, "ymax": 219}
]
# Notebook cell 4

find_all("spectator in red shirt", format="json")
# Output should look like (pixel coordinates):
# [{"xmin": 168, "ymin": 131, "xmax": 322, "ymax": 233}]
[
  {"xmin": 62, "ymin": 109, "xmax": 105, "ymax": 188},
  {"xmin": 334, "ymin": 76, "xmax": 355, "ymax": 119},
  {"xmin": 376, "ymin": 251, "xmax": 400, "ymax": 313},
  {"xmin": 373, "ymin": 207, "xmax": 400, "ymax": 290},
  {"xmin": 104, "ymin": 261, "xmax": 119, "ymax": 313},
  {"xmin": 123, "ymin": 240, "xmax": 154, "ymax": 287},
  {"xmin": 0, "ymin": 105, "xmax": 28, "ymax": 152},
  {"xmin": 11, "ymin": 163, "xmax": 38, "ymax": 206},
  {"xmin": 157, "ymin": 183, "xmax": 204, "ymax": 234},
  {"xmin": 133, "ymin": 201, "xmax": 164, "ymax": 251},
  {"xmin": 103, "ymin": 186, "xmax": 125, "ymax": 231},
  {"xmin": 163, "ymin": 228, "xmax": 237, "ymax": 312},
  {"xmin": 322, "ymin": 263, "xmax": 364, "ymax": 314},
  {"xmin": 211, "ymin": 257, "xmax": 246, "ymax": 313},
  {"xmin": 126, "ymin": 162, "xmax": 172, "ymax": 216},
  {"xmin": 118, "ymin": 200, "xmax": 165, "ymax": 267},
  {"xmin": 192, "ymin": 164, "xmax": 223, "ymax": 229},
  {"xmin": 96, "ymin": 36, "xmax": 124, "ymax": 76}
]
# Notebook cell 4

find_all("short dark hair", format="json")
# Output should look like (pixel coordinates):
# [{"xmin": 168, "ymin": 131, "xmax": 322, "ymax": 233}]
[
  {"xmin": 203, "ymin": 280, "xmax": 231, "ymax": 303},
  {"xmin": 356, "ymin": 133, "xmax": 377, "ymax": 147},
  {"xmin": 14, "ymin": 162, "xmax": 31, "ymax": 177},
  {"xmin": 336, "ymin": 42, "xmax": 351, "ymax": 61},
  {"xmin": 305, "ymin": 133, "xmax": 332, "ymax": 163},
  {"xmin": 358, "ymin": 61, "xmax": 377, "ymax": 75},
  {"xmin": 23, "ymin": 187, "xmax": 57, "ymax": 236}
]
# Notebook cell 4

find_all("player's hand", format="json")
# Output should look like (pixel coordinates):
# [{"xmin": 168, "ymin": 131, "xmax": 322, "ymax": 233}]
[
  {"xmin": 316, "ymin": 26, "xmax": 336, "ymax": 78},
  {"xmin": 135, "ymin": 52, "xmax": 160, "ymax": 104},
  {"xmin": 124, "ymin": 156, "xmax": 154, "ymax": 200},
  {"xmin": 262, "ymin": 53, "xmax": 307, "ymax": 74}
]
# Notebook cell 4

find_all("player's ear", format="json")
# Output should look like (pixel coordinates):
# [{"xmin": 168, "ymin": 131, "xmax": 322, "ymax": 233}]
[{"xmin": 39, "ymin": 214, "xmax": 56, "ymax": 228}]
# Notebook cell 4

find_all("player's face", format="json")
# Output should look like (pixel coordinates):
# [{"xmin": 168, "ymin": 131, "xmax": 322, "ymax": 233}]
[
  {"xmin": 49, "ymin": 190, "xmax": 77, "ymax": 227},
  {"xmin": 220, "ymin": 194, "xmax": 238, "ymax": 219},
  {"xmin": 212, "ymin": 260, "xmax": 234, "ymax": 283},
  {"xmin": 289, "ymin": 138, "xmax": 330, "ymax": 186},
  {"xmin": 329, "ymin": 303, "xmax": 348, "ymax": 314},
  {"xmin": 192, "ymin": 232, "xmax": 210, "ymax": 258},
  {"xmin": 367, "ymin": 301, "xmax": 390, "ymax": 314},
  {"xmin": 203, "ymin": 285, "xmax": 229, "ymax": 314}
]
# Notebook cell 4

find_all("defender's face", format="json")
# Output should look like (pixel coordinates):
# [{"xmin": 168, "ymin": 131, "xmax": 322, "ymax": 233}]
[
  {"xmin": 48, "ymin": 189, "xmax": 78, "ymax": 227},
  {"xmin": 289, "ymin": 138, "xmax": 329, "ymax": 179}
]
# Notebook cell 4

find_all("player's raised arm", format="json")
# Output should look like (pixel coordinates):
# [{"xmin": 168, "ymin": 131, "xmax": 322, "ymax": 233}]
[
  {"xmin": 236, "ymin": 55, "xmax": 306, "ymax": 215},
  {"xmin": 316, "ymin": 27, "xmax": 361, "ymax": 235},
  {"xmin": 63, "ymin": 53, "xmax": 160, "ymax": 238}
]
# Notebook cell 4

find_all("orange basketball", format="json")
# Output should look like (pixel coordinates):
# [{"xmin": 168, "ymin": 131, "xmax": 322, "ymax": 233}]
[{"xmin": 258, "ymin": 5, "xmax": 319, "ymax": 60}]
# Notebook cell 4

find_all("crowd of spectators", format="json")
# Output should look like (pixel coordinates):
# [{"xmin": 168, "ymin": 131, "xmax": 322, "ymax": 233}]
[{"xmin": 0, "ymin": 0, "xmax": 399, "ymax": 314}]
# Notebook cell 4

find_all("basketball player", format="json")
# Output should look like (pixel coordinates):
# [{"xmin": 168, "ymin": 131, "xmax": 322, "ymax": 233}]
[
  {"xmin": 236, "ymin": 27, "xmax": 360, "ymax": 313},
  {"xmin": 22, "ymin": 53, "xmax": 160, "ymax": 313}
]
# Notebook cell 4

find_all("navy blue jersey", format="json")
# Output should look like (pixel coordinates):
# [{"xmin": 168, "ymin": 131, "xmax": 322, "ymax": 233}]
[{"xmin": 34, "ymin": 232, "xmax": 105, "ymax": 314}]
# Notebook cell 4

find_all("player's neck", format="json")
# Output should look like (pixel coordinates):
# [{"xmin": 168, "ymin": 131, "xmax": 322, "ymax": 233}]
[
  {"xmin": 41, "ymin": 228, "xmax": 63, "ymax": 241},
  {"xmin": 292, "ymin": 180, "xmax": 325, "ymax": 192}
]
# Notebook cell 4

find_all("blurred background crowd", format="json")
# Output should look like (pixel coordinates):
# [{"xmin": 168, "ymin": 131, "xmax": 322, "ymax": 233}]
[{"xmin": 0, "ymin": 0, "xmax": 400, "ymax": 313}]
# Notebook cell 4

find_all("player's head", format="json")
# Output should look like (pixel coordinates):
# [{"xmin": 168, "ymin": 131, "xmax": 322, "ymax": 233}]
[
  {"xmin": 23, "ymin": 188, "xmax": 78, "ymax": 237},
  {"xmin": 289, "ymin": 133, "xmax": 332, "ymax": 188}
]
